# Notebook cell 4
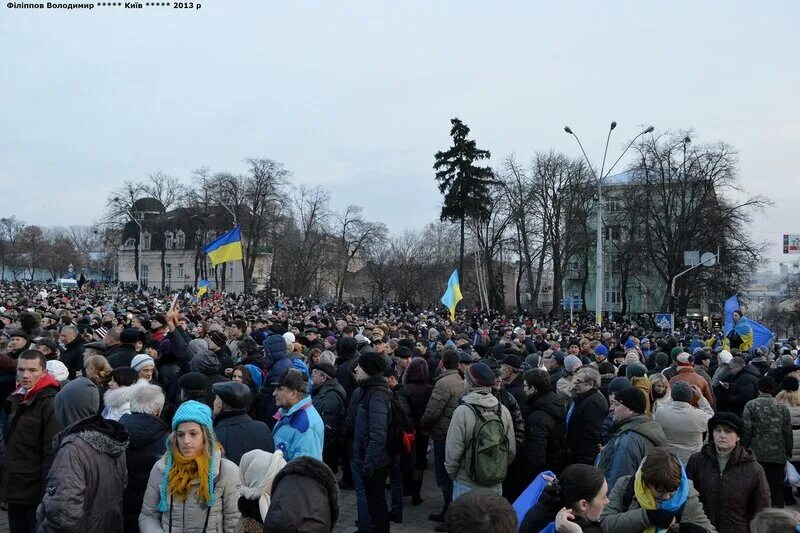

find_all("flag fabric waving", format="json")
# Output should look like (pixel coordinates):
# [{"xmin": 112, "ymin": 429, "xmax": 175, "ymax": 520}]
[
  {"xmin": 723, "ymin": 295, "xmax": 774, "ymax": 351},
  {"xmin": 196, "ymin": 279, "xmax": 211, "ymax": 298},
  {"xmin": 202, "ymin": 226, "xmax": 243, "ymax": 266},
  {"xmin": 440, "ymin": 269, "xmax": 463, "ymax": 321}
]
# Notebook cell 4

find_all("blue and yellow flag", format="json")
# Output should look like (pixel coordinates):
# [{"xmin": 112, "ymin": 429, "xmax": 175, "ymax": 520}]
[
  {"xmin": 196, "ymin": 279, "xmax": 211, "ymax": 298},
  {"xmin": 202, "ymin": 226, "xmax": 243, "ymax": 267},
  {"xmin": 440, "ymin": 269, "xmax": 463, "ymax": 321}
]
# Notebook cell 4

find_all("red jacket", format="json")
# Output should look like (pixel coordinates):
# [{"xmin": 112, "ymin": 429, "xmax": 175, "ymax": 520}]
[{"xmin": 670, "ymin": 366, "xmax": 715, "ymax": 408}]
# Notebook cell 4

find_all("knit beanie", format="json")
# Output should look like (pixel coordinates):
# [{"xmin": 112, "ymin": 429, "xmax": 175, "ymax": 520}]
[
  {"xmin": 624, "ymin": 338, "xmax": 636, "ymax": 350},
  {"xmin": 757, "ymin": 376, "xmax": 776, "ymax": 394},
  {"xmin": 598, "ymin": 361, "xmax": 617, "ymax": 376},
  {"xmin": 671, "ymin": 381, "xmax": 693, "ymax": 403},
  {"xmin": 654, "ymin": 352, "xmax": 669, "ymax": 367},
  {"xmin": 718, "ymin": 350, "xmax": 733, "ymax": 365},
  {"xmin": 676, "ymin": 352, "xmax": 693, "ymax": 366},
  {"xmin": 615, "ymin": 387, "xmax": 646, "ymax": 414},
  {"xmin": 595, "ymin": 344, "xmax": 608, "ymax": 358},
  {"xmin": 466, "ymin": 362, "xmax": 495, "ymax": 389},
  {"xmin": 159, "ymin": 400, "xmax": 218, "ymax": 512},
  {"xmin": 564, "ymin": 354, "xmax": 582, "ymax": 374},
  {"xmin": 625, "ymin": 351, "xmax": 640, "ymax": 365},
  {"xmin": 358, "ymin": 351, "xmax": 387, "ymax": 377},
  {"xmin": 783, "ymin": 376, "xmax": 800, "ymax": 392},
  {"xmin": 131, "ymin": 354, "xmax": 155, "ymax": 371},
  {"xmin": 208, "ymin": 330, "xmax": 227, "ymax": 348},
  {"xmin": 670, "ymin": 347, "xmax": 683, "ymax": 361},
  {"xmin": 608, "ymin": 376, "xmax": 633, "ymax": 396},
  {"xmin": 626, "ymin": 362, "xmax": 647, "ymax": 379}
]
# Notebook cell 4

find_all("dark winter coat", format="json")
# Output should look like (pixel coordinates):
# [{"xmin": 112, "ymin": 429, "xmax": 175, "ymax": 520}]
[
  {"xmin": 397, "ymin": 358, "xmax": 434, "ymax": 431},
  {"xmin": 263, "ymin": 455, "xmax": 339, "ymax": 533},
  {"xmin": 524, "ymin": 391, "xmax": 568, "ymax": 476},
  {"xmin": 311, "ymin": 378, "xmax": 347, "ymax": 449},
  {"xmin": 60, "ymin": 338, "xmax": 85, "ymax": 379},
  {"xmin": 496, "ymin": 387, "xmax": 525, "ymax": 450},
  {"xmin": 106, "ymin": 343, "xmax": 137, "ymax": 369},
  {"xmin": 119, "ymin": 412, "xmax": 169, "ymax": 533},
  {"xmin": 715, "ymin": 365, "xmax": 760, "ymax": 417},
  {"xmin": 521, "ymin": 501, "xmax": 602, "ymax": 533},
  {"xmin": 260, "ymin": 335, "xmax": 294, "ymax": 428},
  {"xmin": 597, "ymin": 414, "xmax": 667, "ymax": 491},
  {"xmin": 352, "ymin": 375, "xmax": 392, "ymax": 475},
  {"xmin": 504, "ymin": 372, "xmax": 527, "ymax": 416},
  {"xmin": 335, "ymin": 342, "xmax": 359, "ymax": 402},
  {"xmin": 548, "ymin": 366, "xmax": 564, "ymax": 391},
  {"xmin": 566, "ymin": 387, "xmax": 608, "ymax": 465},
  {"xmin": 214, "ymin": 410, "xmax": 275, "ymax": 465},
  {"xmin": 37, "ymin": 415, "xmax": 129, "ymax": 533},
  {"xmin": 686, "ymin": 443, "xmax": 770, "ymax": 533},
  {"xmin": 2, "ymin": 376, "xmax": 60, "ymax": 505}
]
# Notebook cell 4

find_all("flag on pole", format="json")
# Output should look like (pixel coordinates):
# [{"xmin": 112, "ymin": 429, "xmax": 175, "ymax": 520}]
[
  {"xmin": 440, "ymin": 269, "xmax": 463, "ymax": 321},
  {"xmin": 202, "ymin": 226, "xmax": 243, "ymax": 267},
  {"xmin": 196, "ymin": 279, "xmax": 211, "ymax": 298}
]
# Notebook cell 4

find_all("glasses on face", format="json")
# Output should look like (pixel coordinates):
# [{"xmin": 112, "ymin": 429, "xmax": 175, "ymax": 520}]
[{"xmin": 573, "ymin": 379, "xmax": 591, "ymax": 387}]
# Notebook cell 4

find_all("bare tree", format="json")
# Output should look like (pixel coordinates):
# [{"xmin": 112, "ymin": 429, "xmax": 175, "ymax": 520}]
[{"xmin": 332, "ymin": 205, "xmax": 388, "ymax": 303}]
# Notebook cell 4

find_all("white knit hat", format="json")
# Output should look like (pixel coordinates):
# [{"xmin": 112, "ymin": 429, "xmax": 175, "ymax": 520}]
[
  {"xmin": 47, "ymin": 360, "xmax": 69, "ymax": 382},
  {"xmin": 131, "ymin": 354, "xmax": 155, "ymax": 371},
  {"xmin": 718, "ymin": 350, "xmax": 733, "ymax": 365},
  {"xmin": 239, "ymin": 449, "xmax": 287, "ymax": 520}
]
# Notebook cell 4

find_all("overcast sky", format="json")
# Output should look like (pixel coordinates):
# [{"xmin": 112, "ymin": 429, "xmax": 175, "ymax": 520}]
[{"xmin": 2, "ymin": 1, "xmax": 798, "ymax": 266}]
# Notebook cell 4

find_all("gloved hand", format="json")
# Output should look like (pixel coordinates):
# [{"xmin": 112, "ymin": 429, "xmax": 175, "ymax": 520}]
[
  {"xmin": 646, "ymin": 509, "xmax": 675, "ymax": 529},
  {"xmin": 363, "ymin": 465, "xmax": 374, "ymax": 479}
]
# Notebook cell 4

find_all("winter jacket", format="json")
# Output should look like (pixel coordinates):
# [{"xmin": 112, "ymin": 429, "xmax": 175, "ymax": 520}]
[
  {"xmin": 214, "ymin": 410, "xmax": 275, "ymax": 466},
  {"xmin": 670, "ymin": 366, "xmax": 715, "ymax": 408},
  {"xmin": 521, "ymin": 501, "xmax": 602, "ymax": 533},
  {"xmin": 686, "ymin": 443, "xmax": 770, "ymax": 533},
  {"xmin": 103, "ymin": 381, "xmax": 148, "ymax": 421},
  {"xmin": 742, "ymin": 394, "xmax": 793, "ymax": 464},
  {"xmin": 715, "ymin": 365, "xmax": 760, "ymax": 417},
  {"xmin": 37, "ymin": 415, "xmax": 129, "ymax": 533},
  {"xmin": 600, "ymin": 474, "xmax": 715, "ymax": 533},
  {"xmin": 566, "ymin": 388, "xmax": 608, "ymax": 465},
  {"xmin": 654, "ymin": 398, "xmax": 714, "ymax": 465},
  {"xmin": 272, "ymin": 395, "xmax": 324, "ymax": 462},
  {"xmin": 397, "ymin": 358, "xmax": 434, "ymax": 432},
  {"xmin": 548, "ymin": 366, "xmax": 564, "ymax": 391},
  {"xmin": 630, "ymin": 377, "xmax": 652, "ymax": 415},
  {"xmin": 352, "ymin": 374, "xmax": 392, "ymax": 475},
  {"xmin": 119, "ymin": 412, "xmax": 169, "ymax": 533},
  {"xmin": 139, "ymin": 450, "xmax": 241, "ymax": 533},
  {"xmin": 694, "ymin": 364, "xmax": 713, "ymax": 385},
  {"xmin": 262, "ymin": 455, "xmax": 339, "ymax": 533},
  {"xmin": 524, "ymin": 391, "xmax": 567, "ymax": 476},
  {"xmin": 503, "ymin": 373, "xmax": 526, "ymax": 416},
  {"xmin": 784, "ymin": 402, "xmax": 800, "ymax": 461},
  {"xmin": 311, "ymin": 378, "xmax": 346, "ymax": 449},
  {"xmin": 106, "ymin": 343, "xmax": 138, "ymax": 369},
  {"xmin": 495, "ymin": 387, "xmax": 525, "ymax": 450},
  {"xmin": 444, "ymin": 388, "xmax": 516, "ymax": 487},
  {"xmin": 596, "ymin": 414, "xmax": 667, "ymax": 491},
  {"xmin": 259, "ymin": 336, "xmax": 294, "ymax": 428},
  {"xmin": 2, "ymin": 374, "xmax": 60, "ymax": 505},
  {"xmin": 711, "ymin": 363, "xmax": 731, "ymax": 388},
  {"xmin": 60, "ymin": 338, "xmax": 85, "ymax": 379},
  {"xmin": 420, "ymin": 368, "xmax": 466, "ymax": 441},
  {"xmin": 334, "ymin": 341, "xmax": 359, "ymax": 401},
  {"xmin": 556, "ymin": 375, "xmax": 573, "ymax": 398}
]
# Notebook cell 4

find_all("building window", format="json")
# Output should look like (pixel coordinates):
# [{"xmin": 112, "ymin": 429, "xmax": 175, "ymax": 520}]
[
  {"xmin": 604, "ymin": 225, "xmax": 620, "ymax": 241},
  {"xmin": 178, "ymin": 263, "xmax": 184, "ymax": 279},
  {"xmin": 606, "ymin": 198, "xmax": 621, "ymax": 212},
  {"xmin": 164, "ymin": 232, "xmax": 174, "ymax": 250},
  {"xmin": 141, "ymin": 263, "xmax": 149, "ymax": 285},
  {"xmin": 124, "ymin": 238, "xmax": 135, "ymax": 249},
  {"xmin": 176, "ymin": 230, "xmax": 185, "ymax": 249},
  {"xmin": 605, "ymin": 289, "xmax": 621, "ymax": 305},
  {"xmin": 142, "ymin": 232, "xmax": 151, "ymax": 250},
  {"xmin": 165, "ymin": 263, "xmax": 172, "ymax": 280}
]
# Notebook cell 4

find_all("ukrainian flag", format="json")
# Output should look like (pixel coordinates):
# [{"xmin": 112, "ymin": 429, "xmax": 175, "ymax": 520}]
[
  {"xmin": 196, "ymin": 279, "xmax": 211, "ymax": 298},
  {"xmin": 203, "ymin": 226, "xmax": 243, "ymax": 266},
  {"xmin": 440, "ymin": 269, "xmax": 463, "ymax": 321}
]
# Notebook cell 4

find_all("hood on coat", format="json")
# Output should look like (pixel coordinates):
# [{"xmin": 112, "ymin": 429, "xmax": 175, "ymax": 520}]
[
  {"xmin": 55, "ymin": 377, "xmax": 100, "ymax": 430},
  {"xmin": 461, "ymin": 389, "xmax": 498, "ymax": 408},
  {"xmin": 528, "ymin": 391, "xmax": 568, "ymax": 419},
  {"xmin": 403, "ymin": 357, "xmax": 429, "ymax": 384},
  {"xmin": 190, "ymin": 350, "xmax": 221, "ymax": 375},
  {"xmin": 59, "ymin": 414, "xmax": 129, "ymax": 457},
  {"xmin": 187, "ymin": 338, "xmax": 209, "ymax": 359},
  {"xmin": 103, "ymin": 381, "xmax": 144, "ymax": 409},
  {"xmin": 617, "ymin": 414, "xmax": 667, "ymax": 446},
  {"xmin": 119, "ymin": 411, "xmax": 169, "ymax": 449},
  {"xmin": 263, "ymin": 335, "xmax": 288, "ymax": 368},
  {"xmin": 270, "ymin": 455, "xmax": 339, "ymax": 527}
]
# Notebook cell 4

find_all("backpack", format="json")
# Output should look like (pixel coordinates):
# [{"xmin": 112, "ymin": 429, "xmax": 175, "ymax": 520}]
[
  {"xmin": 365, "ymin": 390, "xmax": 416, "ymax": 456},
  {"xmin": 466, "ymin": 402, "xmax": 509, "ymax": 486}
]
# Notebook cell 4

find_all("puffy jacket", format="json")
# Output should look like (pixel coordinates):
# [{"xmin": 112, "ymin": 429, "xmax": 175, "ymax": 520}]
[
  {"xmin": 259, "ymin": 336, "xmax": 294, "ymax": 428},
  {"xmin": 37, "ymin": 415, "xmax": 129, "ymax": 533},
  {"xmin": 214, "ymin": 410, "xmax": 275, "ymax": 466},
  {"xmin": 653, "ymin": 398, "xmax": 714, "ymax": 465},
  {"xmin": 597, "ymin": 414, "xmax": 667, "ymax": 491},
  {"xmin": 566, "ymin": 388, "xmax": 608, "ymax": 465},
  {"xmin": 139, "ymin": 450, "xmax": 241, "ymax": 533},
  {"xmin": 2, "ymin": 374, "xmax": 60, "ymax": 505},
  {"xmin": 686, "ymin": 443, "xmax": 770, "ymax": 533},
  {"xmin": 444, "ymin": 388, "xmax": 516, "ymax": 486},
  {"xmin": 524, "ymin": 391, "xmax": 567, "ymax": 476},
  {"xmin": 670, "ymin": 367, "xmax": 715, "ymax": 408},
  {"xmin": 495, "ymin": 387, "xmax": 525, "ymax": 450},
  {"xmin": 262, "ymin": 455, "xmax": 339, "ymax": 533},
  {"xmin": 311, "ymin": 378, "xmax": 346, "ymax": 448},
  {"xmin": 715, "ymin": 365, "xmax": 760, "ymax": 417},
  {"xmin": 742, "ymin": 394, "xmax": 793, "ymax": 464},
  {"xmin": 503, "ymin": 373, "xmax": 526, "ymax": 416},
  {"xmin": 600, "ymin": 474, "xmax": 715, "ymax": 533},
  {"xmin": 420, "ymin": 369, "xmax": 465, "ymax": 441},
  {"xmin": 784, "ymin": 402, "xmax": 800, "ymax": 461},
  {"xmin": 352, "ymin": 375, "xmax": 392, "ymax": 475},
  {"xmin": 272, "ymin": 395, "xmax": 324, "ymax": 462},
  {"xmin": 119, "ymin": 412, "xmax": 169, "ymax": 533}
]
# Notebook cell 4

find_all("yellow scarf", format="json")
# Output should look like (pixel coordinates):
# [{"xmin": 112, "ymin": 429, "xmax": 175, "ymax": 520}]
[
  {"xmin": 633, "ymin": 468, "xmax": 658, "ymax": 533},
  {"xmin": 167, "ymin": 446, "xmax": 212, "ymax": 506}
]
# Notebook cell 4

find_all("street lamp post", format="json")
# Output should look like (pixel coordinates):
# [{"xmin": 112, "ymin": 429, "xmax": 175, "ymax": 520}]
[{"xmin": 564, "ymin": 123, "xmax": 654, "ymax": 326}]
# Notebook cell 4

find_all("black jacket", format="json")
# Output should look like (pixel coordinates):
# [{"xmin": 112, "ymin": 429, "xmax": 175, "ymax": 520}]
[
  {"xmin": 119, "ymin": 412, "xmax": 169, "ymax": 533},
  {"xmin": 504, "ymin": 373, "xmax": 527, "ymax": 417},
  {"xmin": 263, "ymin": 455, "xmax": 339, "ymax": 533},
  {"xmin": 397, "ymin": 359, "xmax": 434, "ymax": 431},
  {"xmin": 213, "ymin": 410, "xmax": 275, "ymax": 465},
  {"xmin": 566, "ymin": 388, "xmax": 608, "ymax": 465},
  {"xmin": 548, "ymin": 366, "xmax": 564, "ymax": 391},
  {"xmin": 106, "ymin": 343, "xmax": 137, "ymax": 369},
  {"xmin": 715, "ymin": 365, "xmax": 760, "ymax": 417},
  {"xmin": 311, "ymin": 379, "xmax": 347, "ymax": 447},
  {"xmin": 60, "ymin": 338, "xmax": 85, "ymax": 378},
  {"xmin": 524, "ymin": 391, "xmax": 568, "ymax": 476}
]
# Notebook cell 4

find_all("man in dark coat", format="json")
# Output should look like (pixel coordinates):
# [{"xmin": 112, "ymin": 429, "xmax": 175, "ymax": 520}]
[
  {"xmin": 2, "ymin": 350, "xmax": 60, "ymax": 533},
  {"xmin": 260, "ymin": 334, "xmax": 294, "ymax": 429},
  {"xmin": 38, "ymin": 377, "xmax": 129, "ymax": 533},
  {"xmin": 119, "ymin": 383, "xmax": 169, "ymax": 533},
  {"xmin": 334, "ymin": 335, "xmax": 360, "ymax": 488},
  {"xmin": 486, "ymin": 357, "xmax": 526, "ymax": 502},
  {"xmin": 715, "ymin": 356, "xmax": 760, "ymax": 417},
  {"xmin": 523, "ymin": 369, "xmax": 567, "ymax": 478},
  {"xmin": 106, "ymin": 328, "xmax": 139, "ymax": 369},
  {"xmin": 311, "ymin": 362, "xmax": 347, "ymax": 475},
  {"xmin": 212, "ymin": 381, "xmax": 274, "ymax": 465},
  {"xmin": 262, "ymin": 456, "xmax": 339, "ymax": 532},
  {"xmin": 501, "ymin": 354, "xmax": 527, "ymax": 416},
  {"xmin": 565, "ymin": 366, "xmax": 608, "ymax": 466},
  {"xmin": 58, "ymin": 324, "xmax": 85, "ymax": 379}
]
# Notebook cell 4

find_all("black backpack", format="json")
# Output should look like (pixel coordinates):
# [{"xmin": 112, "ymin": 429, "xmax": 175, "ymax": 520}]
[{"xmin": 365, "ymin": 390, "xmax": 416, "ymax": 456}]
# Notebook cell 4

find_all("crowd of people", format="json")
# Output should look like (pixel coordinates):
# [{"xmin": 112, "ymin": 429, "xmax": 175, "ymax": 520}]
[{"xmin": 0, "ymin": 280, "xmax": 800, "ymax": 532}]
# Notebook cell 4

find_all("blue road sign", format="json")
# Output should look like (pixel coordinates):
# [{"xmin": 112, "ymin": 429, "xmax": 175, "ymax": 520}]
[{"xmin": 655, "ymin": 313, "xmax": 673, "ymax": 330}]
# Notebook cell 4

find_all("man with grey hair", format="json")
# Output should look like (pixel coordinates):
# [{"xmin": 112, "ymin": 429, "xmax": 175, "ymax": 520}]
[
  {"xmin": 119, "ymin": 384, "xmax": 169, "ymax": 533},
  {"xmin": 59, "ymin": 324, "xmax": 84, "ymax": 379},
  {"xmin": 566, "ymin": 366, "xmax": 608, "ymax": 465},
  {"xmin": 715, "ymin": 356, "xmax": 760, "ymax": 417}
]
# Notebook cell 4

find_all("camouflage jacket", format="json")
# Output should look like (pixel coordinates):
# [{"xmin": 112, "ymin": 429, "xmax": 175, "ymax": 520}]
[{"xmin": 742, "ymin": 394, "xmax": 792, "ymax": 464}]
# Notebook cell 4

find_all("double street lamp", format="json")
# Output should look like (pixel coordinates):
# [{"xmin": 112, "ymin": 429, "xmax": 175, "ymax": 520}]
[{"xmin": 564, "ymin": 123, "xmax": 654, "ymax": 326}]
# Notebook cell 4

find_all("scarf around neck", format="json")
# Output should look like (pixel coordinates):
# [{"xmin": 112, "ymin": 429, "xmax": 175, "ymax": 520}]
[
  {"xmin": 166, "ymin": 446, "xmax": 213, "ymax": 508},
  {"xmin": 633, "ymin": 465, "xmax": 689, "ymax": 533}
]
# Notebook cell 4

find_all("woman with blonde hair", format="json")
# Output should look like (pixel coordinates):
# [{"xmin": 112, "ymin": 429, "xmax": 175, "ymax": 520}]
[
  {"xmin": 649, "ymin": 372, "xmax": 672, "ymax": 413},
  {"xmin": 750, "ymin": 508, "xmax": 800, "ymax": 533},
  {"xmin": 139, "ymin": 400, "xmax": 241, "ymax": 532},
  {"xmin": 84, "ymin": 353, "xmax": 113, "ymax": 393}
]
